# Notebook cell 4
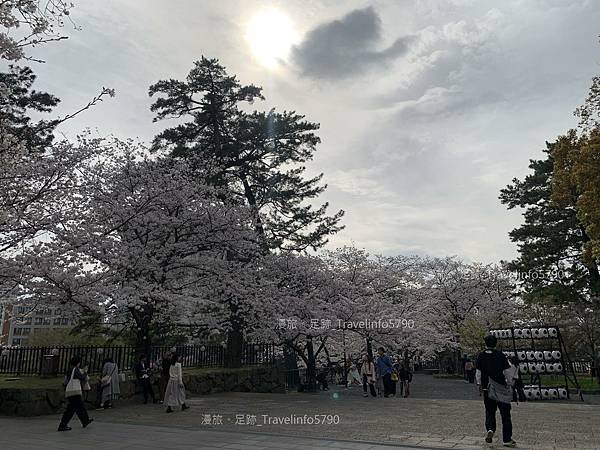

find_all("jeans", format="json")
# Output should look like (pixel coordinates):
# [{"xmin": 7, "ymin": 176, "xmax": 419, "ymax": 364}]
[
  {"xmin": 362, "ymin": 374, "xmax": 376, "ymax": 396},
  {"xmin": 484, "ymin": 392, "xmax": 512, "ymax": 442},
  {"xmin": 59, "ymin": 395, "xmax": 90, "ymax": 427}
]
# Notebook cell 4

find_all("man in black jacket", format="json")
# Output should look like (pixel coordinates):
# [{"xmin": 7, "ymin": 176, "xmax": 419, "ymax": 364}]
[
  {"xmin": 134, "ymin": 354, "xmax": 156, "ymax": 404},
  {"xmin": 476, "ymin": 334, "xmax": 516, "ymax": 448}
]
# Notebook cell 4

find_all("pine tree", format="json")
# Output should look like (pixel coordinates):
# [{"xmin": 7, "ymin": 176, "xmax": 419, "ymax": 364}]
[
  {"xmin": 149, "ymin": 57, "xmax": 344, "ymax": 367},
  {"xmin": 149, "ymin": 57, "xmax": 344, "ymax": 252}
]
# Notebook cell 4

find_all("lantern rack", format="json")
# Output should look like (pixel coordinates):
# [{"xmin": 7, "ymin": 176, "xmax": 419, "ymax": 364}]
[{"xmin": 488, "ymin": 325, "xmax": 583, "ymax": 402}]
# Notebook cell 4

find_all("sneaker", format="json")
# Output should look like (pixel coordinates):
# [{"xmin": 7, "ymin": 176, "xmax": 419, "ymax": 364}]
[
  {"xmin": 362, "ymin": 392, "xmax": 368, "ymax": 397},
  {"xmin": 503, "ymin": 440, "xmax": 517, "ymax": 447},
  {"xmin": 57, "ymin": 426, "xmax": 71, "ymax": 432},
  {"xmin": 485, "ymin": 430, "xmax": 494, "ymax": 443},
  {"xmin": 166, "ymin": 406, "xmax": 173, "ymax": 413},
  {"xmin": 182, "ymin": 404, "xmax": 190, "ymax": 411},
  {"xmin": 82, "ymin": 418, "xmax": 94, "ymax": 428}
]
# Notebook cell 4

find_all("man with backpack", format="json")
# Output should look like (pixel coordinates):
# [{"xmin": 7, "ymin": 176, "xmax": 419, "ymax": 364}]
[{"xmin": 476, "ymin": 334, "xmax": 517, "ymax": 447}]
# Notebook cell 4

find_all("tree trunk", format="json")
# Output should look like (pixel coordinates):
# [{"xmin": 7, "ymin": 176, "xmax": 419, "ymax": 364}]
[
  {"xmin": 366, "ymin": 337, "xmax": 373, "ymax": 360},
  {"xmin": 131, "ymin": 307, "xmax": 152, "ymax": 357},
  {"xmin": 305, "ymin": 337, "xmax": 317, "ymax": 392},
  {"xmin": 225, "ymin": 326, "xmax": 243, "ymax": 368}
]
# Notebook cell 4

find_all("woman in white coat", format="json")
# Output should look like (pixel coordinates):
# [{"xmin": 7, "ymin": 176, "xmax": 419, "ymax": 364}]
[{"xmin": 164, "ymin": 353, "xmax": 189, "ymax": 413}]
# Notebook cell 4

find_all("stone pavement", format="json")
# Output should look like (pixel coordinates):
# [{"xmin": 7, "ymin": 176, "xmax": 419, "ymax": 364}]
[
  {"xmin": 1, "ymin": 375, "xmax": 598, "ymax": 450},
  {"xmin": 0, "ymin": 419, "xmax": 434, "ymax": 450}
]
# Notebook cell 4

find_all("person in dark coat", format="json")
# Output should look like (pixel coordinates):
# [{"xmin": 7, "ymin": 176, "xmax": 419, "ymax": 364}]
[
  {"xmin": 476, "ymin": 334, "xmax": 516, "ymax": 447},
  {"xmin": 58, "ymin": 356, "xmax": 93, "ymax": 431},
  {"xmin": 398, "ymin": 363, "xmax": 413, "ymax": 397},
  {"xmin": 134, "ymin": 354, "xmax": 156, "ymax": 404}
]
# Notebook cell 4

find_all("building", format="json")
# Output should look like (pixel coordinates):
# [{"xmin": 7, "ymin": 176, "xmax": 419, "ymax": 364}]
[{"xmin": 0, "ymin": 304, "xmax": 76, "ymax": 347}]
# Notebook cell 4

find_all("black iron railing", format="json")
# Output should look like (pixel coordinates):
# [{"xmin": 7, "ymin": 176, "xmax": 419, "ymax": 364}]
[{"xmin": 0, "ymin": 342, "xmax": 278, "ymax": 376}]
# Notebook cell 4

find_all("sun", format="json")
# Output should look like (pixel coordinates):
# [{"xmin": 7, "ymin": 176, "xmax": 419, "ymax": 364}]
[{"xmin": 245, "ymin": 9, "xmax": 298, "ymax": 69}]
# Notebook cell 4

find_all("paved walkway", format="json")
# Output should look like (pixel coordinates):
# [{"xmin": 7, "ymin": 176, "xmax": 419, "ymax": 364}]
[
  {"xmin": 1, "ymin": 375, "xmax": 598, "ymax": 449},
  {"xmin": 0, "ymin": 419, "xmax": 429, "ymax": 450}
]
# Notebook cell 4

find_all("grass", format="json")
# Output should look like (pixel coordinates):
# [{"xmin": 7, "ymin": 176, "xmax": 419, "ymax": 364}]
[
  {"xmin": 539, "ymin": 375, "xmax": 600, "ymax": 391},
  {"xmin": 432, "ymin": 373, "xmax": 464, "ymax": 379}
]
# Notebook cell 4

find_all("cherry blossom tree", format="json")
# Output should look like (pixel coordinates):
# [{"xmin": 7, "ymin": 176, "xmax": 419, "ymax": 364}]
[
  {"xmin": 416, "ymin": 257, "xmax": 518, "ymax": 369},
  {"xmin": 18, "ymin": 140, "xmax": 260, "ymax": 353},
  {"xmin": 1, "ymin": 0, "xmax": 75, "ymax": 62}
]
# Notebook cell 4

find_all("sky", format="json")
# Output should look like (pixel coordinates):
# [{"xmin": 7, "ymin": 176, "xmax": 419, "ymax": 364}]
[{"xmin": 26, "ymin": 0, "xmax": 600, "ymax": 264}]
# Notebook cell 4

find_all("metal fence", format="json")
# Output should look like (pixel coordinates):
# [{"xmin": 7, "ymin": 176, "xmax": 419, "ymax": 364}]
[{"xmin": 0, "ymin": 343, "xmax": 279, "ymax": 376}]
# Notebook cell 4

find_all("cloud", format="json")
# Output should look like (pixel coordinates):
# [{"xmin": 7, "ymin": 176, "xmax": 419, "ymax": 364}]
[{"xmin": 291, "ymin": 6, "xmax": 412, "ymax": 79}]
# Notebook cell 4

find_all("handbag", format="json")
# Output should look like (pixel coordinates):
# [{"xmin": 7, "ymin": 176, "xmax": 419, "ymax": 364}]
[
  {"xmin": 101, "ymin": 364, "xmax": 117, "ymax": 387},
  {"xmin": 65, "ymin": 368, "xmax": 82, "ymax": 397},
  {"xmin": 390, "ymin": 371, "xmax": 399, "ymax": 382},
  {"xmin": 488, "ymin": 379, "xmax": 513, "ymax": 404}
]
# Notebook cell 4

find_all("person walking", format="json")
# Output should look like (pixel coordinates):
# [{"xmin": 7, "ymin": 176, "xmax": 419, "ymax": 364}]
[
  {"xmin": 134, "ymin": 354, "xmax": 156, "ymax": 404},
  {"xmin": 158, "ymin": 351, "xmax": 172, "ymax": 404},
  {"xmin": 375, "ymin": 347, "xmax": 394, "ymax": 398},
  {"xmin": 346, "ymin": 358, "xmax": 362, "ymax": 387},
  {"xmin": 508, "ymin": 356, "xmax": 526, "ymax": 403},
  {"xmin": 316, "ymin": 363, "xmax": 330, "ymax": 391},
  {"xmin": 98, "ymin": 357, "xmax": 120, "ymax": 409},
  {"xmin": 360, "ymin": 354, "xmax": 376, "ymax": 397},
  {"xmin": 58, "ymin": 356, "xmax": 93, "ymax": 431},
  {"xmin": 399, "ymin": 362, "xmax": 412, "ymax": 398},
  {"xmin": 465, "ymin": 359, "xmax": 475, "ymax": 383},
  {"xmin": 164, "ymin": 353, "xmax": 189, "ymax": 413},
  {"xmin": 476, "ymin": 334, "xmax": 517, "ymax": 448}
]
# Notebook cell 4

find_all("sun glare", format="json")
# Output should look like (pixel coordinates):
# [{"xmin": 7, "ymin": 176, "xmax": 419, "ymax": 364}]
[{"xmin": 245, "ymin": 9, "xmax": 298, "ymax": 69}]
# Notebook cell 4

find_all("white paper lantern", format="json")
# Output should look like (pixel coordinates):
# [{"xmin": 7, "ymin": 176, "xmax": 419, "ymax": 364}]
[
  {"xmin": 525, "ymin": 388, "xmax": 533, "ymax": 399},
  {"xmin": 514, "ymin": 329, "xmax": 523, "ymax": 338},
  {"xmin": 543, "ymin": 351, "xmax": 553, "ymax": 361},
  {"xmin": 554, "ymin": 363, "xmax": 563, "ymax": 373},
  {"xmin": 517, "ymin": 351, "xmax": 527, "ymax": 361},
  {"xmin": 545, "ymin": 363, "xmax": 554, "ymax": 373},
  {"xmin": 519, "ymin": 363, "xmax": 528, "ymax": 374},
  {"xmin": 558, "ymin": 388, "xmax": 568, "ymax": 399},
  {"xmin": 522, "ymin": 329, "xmax": 531, "ymax": 338},
  {"xmin": 541, "ymin": 388, "xmax": 550, "ymax": 399},
  {"xmin": 526, "ymin": 351, "xmax": 535, "ymax": 360},
  {"xmin": 548, "ymin": 328, "xmax": 558, "ymax": 338},
  {"xmin": 505, "ymin": 329, "xmax": 513, "ymax": 338},
  {"xmin": 532, "ymin": 329, "xmax": 540, "ymax": 338},
  {"xmin": 539, "ymin": 328, "xmax": 549, "ymax": 338},
  {"xmin": 528, "ymin": 362, "xmax": 537, "ymax": 373},
  {"xmin": 533, "ymin": 389, "xmax": 541, "ymax": 399},
  {"xmin": 549, "ymin": 389, "xmax": 559, "ymax": 399},
  {"xmin": 534, "ymin": 351, "xmax": 544, "ymax": 361},
  {"xmin": 536, "ymin": 362, "xmax": 546, "ymax": 373},
  {"xmin": 551, "ymin": 350, "xmax": 561, "ymax": 360}
]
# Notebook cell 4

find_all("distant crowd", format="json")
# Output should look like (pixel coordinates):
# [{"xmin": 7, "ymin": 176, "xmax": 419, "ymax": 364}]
[{"xmin": 315, "ymin": 347, "xmax": 413, "ymax": 398}]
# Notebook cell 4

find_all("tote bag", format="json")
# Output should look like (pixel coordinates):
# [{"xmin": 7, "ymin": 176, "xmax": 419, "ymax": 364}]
[
  {"xmin": 488, "ymin": 379, "xmax": 513, "ymax": 404},
  {"xmin": 65, "ymin": 368, "xmax": 82, "ymax": 398}
]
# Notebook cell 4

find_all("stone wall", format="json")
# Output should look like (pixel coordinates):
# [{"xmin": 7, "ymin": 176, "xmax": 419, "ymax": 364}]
[
  {"xmin": 0, "ymin": 387, "xmax": 64, "ymax": 416},
  {"xmin": 0, "ymin": 364, "xmax": 285, "ymax": 416},
  {"xmin": 184, "ymin": 364, "xmax": 286, "ymax": 395}
]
